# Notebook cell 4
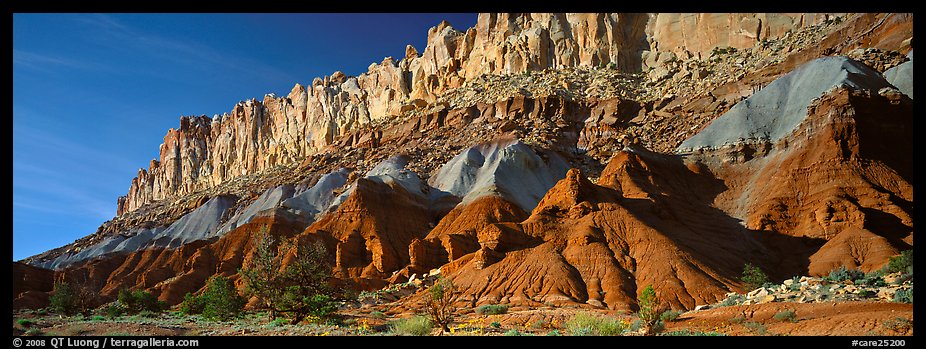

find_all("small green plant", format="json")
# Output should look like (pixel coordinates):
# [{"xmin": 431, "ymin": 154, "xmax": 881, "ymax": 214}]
[
  {"xmin": 16, "ymin": 318, "xmax": 34, "ymax": 327},
  {"xmin": 637, "ymin": 285, "xmax": 667, "ymax": 336},
  {"xmin": 719, "ymin": 293, "xmax": 746, "ymax": 307},
  {"xmin": 882, "ymin": 317, "xmax": 912, "ymax": 333},
  {"xmin": 370, "ymin": 310, "xmax": 385, "ymax": 319},
  {"xmin": 546, "ymin": 330, "xmax": 561, "ymax": 336},
  {"xmin": 825, "ymin": 266, "xmax": 865, "ymax": 283},
  {"xmin": 565, "ymin": 312, "xmax": 628, "ymax": 336},
  {"xmin": 741, "ymin": 263, "xmax": 770, "ymax": 290},
  {"xmin": 729, "ymin": 315, "xmax": 746, "ymax": 324},
  {"xmin": 772, "ymin": 309, "xmax": 797, "ymax": 323},
  {"xmin": 426, "ymin": 276, "xmax": 456, "ymax": 333},
  {"xmin": 490, "ymin": 321, "xmax": 501, "ymax": 329},
  {"xmin": 475, "ymin": 304, "xmax": 509, "ymax": 315},
  {"xmin": 24, "ymin": 328, "xmax": 44, "ymax": 336},
  {"xmin": 660, "ymin": 309, "xmax": 683, "ymax": 322},
  {"xmin": 893, "ymin": 288, "xmax": 913, "ymax": 303},
  {"xmin": 390, "ymin": 315, "xmax": 432, "ymax": 336},
  {"xmin": 267, "ymin": 318, "xmax": 288, "ymax": 327},
  {"xmin": 743, "ymin": 321, "xmax": 768, "ymax": 335},
  {"xmin": 91, "ymin": 315, "xmax": 106, "ymax": 321}
]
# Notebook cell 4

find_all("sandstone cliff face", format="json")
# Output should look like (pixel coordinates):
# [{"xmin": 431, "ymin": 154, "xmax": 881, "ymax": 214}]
[{"xmin": 118, "ymin": 12, "xmax": 834, "ymax": 215}]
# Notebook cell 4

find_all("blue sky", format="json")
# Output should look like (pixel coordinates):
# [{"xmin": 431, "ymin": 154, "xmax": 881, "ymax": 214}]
[{"xmin": 12, "ymin": 13, "xmax": 478, "ymax": 261}]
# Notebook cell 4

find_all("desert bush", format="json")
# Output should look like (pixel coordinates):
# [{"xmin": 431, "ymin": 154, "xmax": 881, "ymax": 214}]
[
  {"xmin": 188, "ymin": 275, "xmax": 246, "ymax": 321},
  {"xmin": 117, "ymin": 289, "xmax": 167, "ymax": 314},
  {"xmin": 475, "ymin": 304, "xmax": 508, "ymax": 315},
  {"xmin": 16, "ymin": 318, "xmax": 34, "ymax": 327},
  {"xmin": 858, "ymin": 271, "xmax": 887, "ymax": 287},
  {"xmin": 825, "ymin": 266, "xmax": 865, "ymax": 283},
  {"xmin": 741, "ymin": 263, "xmax": 769, "ymax": 291},
  {"xmin": 637, "ymin": 285, "xmax": 666, "ymax": 336},
  {"xmin": 179, "ymin": 292, "xmax": 205, "ymax": 315},
  {"xmin": 240, "ymin": 229, "xmax": 337, "ymax": 324},
  {"xmin": 882, "ymin": 317, "xmax": 912, "ymax": 333},
  {"xmin": 660, "ymin": 309, "xmax": 683, "ymax": 322},
  {"xmin": 370, "ymin": 310, "xmax": 385, "ymax": 319},
  {"xmin": 743, "ymin": 321, "xmax": 767, "ymax": 335},
  {"xmin": 893, "ymin": 288, "xmax": 913, "ymax": 304},
  {"xmin": 773, "ymin": 309, "xmax": 797, "ymax": 323},
  {"xmin": 884, "ymin": 250, "xmax": 913, "ymax": 276},
  {"xmin": 720, "ymin": 293, "xmax": 746, "ymax": 307},
  {"xmin": 390, "ymin": 315, "xmax": 432, "ymax": 336},
  {"xmin": 546, "ymin": 330, "xmax": 562, "ymax": 336},
  {"xmin": 24, "ymin": 328, "xmax": 44, "ymax": 336},
  {"xmin": 426, "ymin": 276, "xmax": 456, "ymax": 333},
  {"xmin": 564, "ymin": 312, "xmax": 627, "ymax": 336},
  {"xmin": 49, "ymin": 281, "xmax": 99, "ymax": 316}
]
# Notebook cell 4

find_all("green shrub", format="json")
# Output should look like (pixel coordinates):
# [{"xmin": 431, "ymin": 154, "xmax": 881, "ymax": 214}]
[
  {"xmin": 893, "ymin": 288, "xmax": 913, "ymax": 303},
  {"xmin": 660, "ymin": 310, "xmax": 683, "ymax": 322},
  {"xmin": 884, "ymin": 250, "xmax": 913, "ymax": 276},
  {"xmin": 787, "ymin": 276, "xmax": 802, "ymax": 291},
  {"xmin": 390, "ymin": 315, "xmax": 432, "ymax": 336},
  {"xmin": 179, "ymin": 292, "xmax": 205, "ymax": 315},
  {"xmin": 729, "ymin": 315, "xmax": 745, "ymax": 324},
  {"xmin": 49, "ymin": 281, "xmax": 98, "ymax": 316},
  {"xmin": 564, "ymin": 312, "xmax": 628, "ymax": 336},
  {"xmin": 741, "ymin": 263, "xmax": 769, "ymax": 291},
  {"xmin": 91, "ymin": 315, "xmax": 106, "ymax": 322},
  {"xmin": 772, "ymin": 309, "xmax": 797, "ymax": 323},
  {"xmin": 882, "ymin": 317, "xmax": 912, "ymax": 333},
  {"xmin": 490, "ymin": 321, "xmax": 501, "ymax": 329},
  {"xmin": 743, "ymin": 321, "xmax": 767, "ymax": 335},
  {"xmin": 370, "ymin": 310, "xmax": 385, "ymax": 319},
  {"xmin": 117, "ymin": 289, "xmax": 167, "ymax": 314},
  {"xmin": 546, "ymin": 330, "xmax": 562, "ymax": 336},
  {"xmin": 825, "ymin": 266, "xmax": 865, "ymax": 283},
  {"xmin": 198, "ymin": 275, "xmax": 246, "ymax": 321},
  {"xmin": 858, "ymin": 272, "xmax": 887, "ymax": 287},
  {"xmin": 475, "ymin": 304, "xmax": 509, "ymax": 315},
  {"xmin": 637, "ymin": 285, "xmax": 666, "ymax": 336},
  {"xmin": 240, "ymin": 230, "xmax": 338, "ymax": 324},
  {"xmin": 24, "ymin": 328, "xmax": 44, "ymax": 336},
  {"xmin": 426, "ymin": 276, "xmax": 455, "ymax": 333},
  {"xmin": 16, "ymin": 318, "xmax": 34, "ymax": 327},
  {"xmin": 104, "ymin": 304, "xmax": 124, "ymax": 318},
  {"xmin": 719, "ymin": 293, "xmax": 746, "ymax": 307}
]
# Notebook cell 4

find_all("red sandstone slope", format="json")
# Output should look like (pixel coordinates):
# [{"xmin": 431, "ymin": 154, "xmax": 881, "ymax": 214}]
[
  {"xmin": 47, "ymin": 210, "xmax": 308, "ymax": 305},
  {"xmin": 703, "ymin": 88, "xmax": 913, "ymax": 276},
  {"xmin": 293, "ymin": 177, "xmax": 437, "ymax": 289}
]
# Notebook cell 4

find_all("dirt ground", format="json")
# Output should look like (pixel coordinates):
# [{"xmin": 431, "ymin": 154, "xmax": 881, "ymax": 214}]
[{"xmin": 12, "ymin": 300, "xmax": 913, "ymax": 337}]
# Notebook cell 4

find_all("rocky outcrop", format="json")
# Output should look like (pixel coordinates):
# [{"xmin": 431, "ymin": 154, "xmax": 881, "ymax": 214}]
[{"xmin": 117, "ymin": 13, "xmax": 840, "ymax": 216}]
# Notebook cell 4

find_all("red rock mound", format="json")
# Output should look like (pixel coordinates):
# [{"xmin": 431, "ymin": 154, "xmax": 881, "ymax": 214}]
[{"xmin": 294, "ymin": 177, "xmax": 436, "ymax": 289}]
